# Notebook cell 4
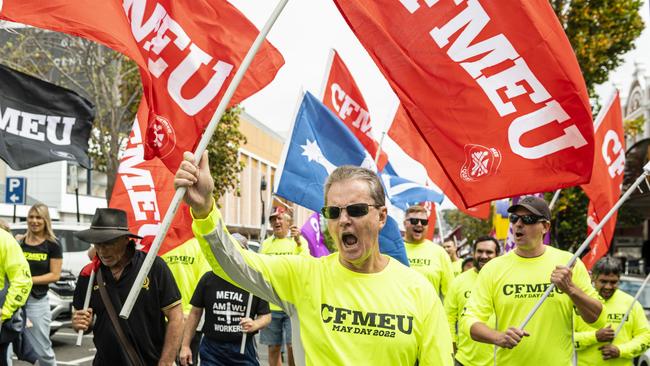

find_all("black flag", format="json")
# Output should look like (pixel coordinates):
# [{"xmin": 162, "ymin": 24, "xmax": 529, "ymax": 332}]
[{"xmin": 0, "ymin": 64, "xmax": 94, "ymax": 170}]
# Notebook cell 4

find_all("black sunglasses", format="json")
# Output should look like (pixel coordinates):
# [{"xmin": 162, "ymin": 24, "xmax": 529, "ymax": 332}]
[
  {"xmin": 407, "ymin": 218, "xmax": 429, "ymax": 226},
  {"xmin": 509, "ymin": 214, "xmax": 545, "ymax": 225},
  {"xmin": 321, "ymin": 203, "xmax": 381, "ymax": 219}
]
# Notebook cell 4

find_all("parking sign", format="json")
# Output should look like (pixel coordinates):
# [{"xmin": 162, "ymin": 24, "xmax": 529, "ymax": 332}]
[{"xmin": 5, "ymin": 177, "xmax": 26, "ymax": 205}]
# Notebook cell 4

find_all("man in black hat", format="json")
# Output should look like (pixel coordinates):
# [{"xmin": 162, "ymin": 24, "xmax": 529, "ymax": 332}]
[
  {"xmin": 462, "ymin": 196, "xmax": 604, "ymax": 366},
  {"xmin": 71, "ymin": 208, "xmax": 183, "ymax": 366}
]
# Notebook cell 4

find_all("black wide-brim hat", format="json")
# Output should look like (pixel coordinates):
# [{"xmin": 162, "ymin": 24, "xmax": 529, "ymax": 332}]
[{"xmin": 75, "ymin": 208, "xmax": 142, "ymax": 244}]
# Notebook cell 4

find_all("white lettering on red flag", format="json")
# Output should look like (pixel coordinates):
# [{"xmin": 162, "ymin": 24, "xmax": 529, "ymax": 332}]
[
  {"xmin": 1, "ymin": 0, "xmax": 284, "ymax": 171},
  {"xmin": 581, "ymin": 92, "xmax": 625, "ymax": 269},
  {"xmin": 333, "ymin": 0, "xmax": 595, "ymax": 206}
]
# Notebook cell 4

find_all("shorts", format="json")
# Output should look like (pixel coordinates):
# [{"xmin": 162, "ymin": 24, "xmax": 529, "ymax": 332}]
[
  {"xmin": 260, "ymin": 311, "xmax": 291, "ymax": 346},
  {"xmin": 199, "ymin": 336, "xmax": 259, "ymax": 366}
]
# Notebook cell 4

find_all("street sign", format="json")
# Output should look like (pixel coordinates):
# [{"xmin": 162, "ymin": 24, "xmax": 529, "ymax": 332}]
[{"xmin": 5, "ymin": 177, "xmax": 26, "ymax": 205}]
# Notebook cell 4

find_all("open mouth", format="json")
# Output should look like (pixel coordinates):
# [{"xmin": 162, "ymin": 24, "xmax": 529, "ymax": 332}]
[
  {"xmin": 341, "ymin": 233, "xmax": 358, "ymax": 248},
  {"xmin": 515, "ymin": 232, "xmax": 524, "ymax": 239},
  {"xmin": 413, "ymin": 227, "xmax": 424, "ymax": 234}
]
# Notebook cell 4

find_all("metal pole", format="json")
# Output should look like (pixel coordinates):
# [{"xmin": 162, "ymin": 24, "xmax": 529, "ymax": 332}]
[
  {"xmin": 548, "ymin": 189, "xmax": 562, "ymax": 210},
  {"xmin": 614, "ymin": 271, "xmax": 650, "ymax": 338},
  {"xmin": 75, "ymin": 188, "xmax": 80, "ymax": 223},
  {"xmin": 374, "ymin": 131, "xmax": 386, "ymax": 166},
  {"xmin": 119, "ymin": 0, "xmax": 290, "ymax": 319},
  {"xmin": 12, "ymin": 205, "xmax": 16, "ymax": 223},
  {"xmin": 76, "ymin": 268, "xmax": 95, "ymax": 346},
  {"xmin": 519, "ymin": 163, "xmax": 650, "ymax": 329},
  {"xmin": 436, "ymin": 203, "xmax": 445, "ymax": 243}
]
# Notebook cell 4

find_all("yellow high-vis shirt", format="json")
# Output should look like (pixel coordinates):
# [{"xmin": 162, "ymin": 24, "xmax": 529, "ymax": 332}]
[
  {"xmin": 445, "ymin": 269, "xmax": 495, "ymax": 366},
  {"xmin": 451, "ymin": 259, "xmax": 463, "ymax": 277},
  {"xmin": 161, "ymin": 238, "xmax": 212, "ymax": 314},
  {"xmin": 404, "ymin": 240, "xmax": 454, "ymax": 298},
  {"xmin": 193, "ymin": 206, "xmax": 454, "ymax": 366},
  {"xmin": 462, "ymin": 246, "xmax": 606, "ymax": 365},
  {"xmin": 261, "ymin": 235, "xmax": 310, "ymax": 311},
  {"xmin": 0, "ymin": 230, "xmax": 32, "ymax": 320},
  {"xmin": 575, "ymin": 289, "xmax": 650, "ymax": 365}
]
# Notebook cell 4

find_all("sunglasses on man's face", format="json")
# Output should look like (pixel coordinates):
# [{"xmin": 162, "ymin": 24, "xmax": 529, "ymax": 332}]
[
  {"xmin": 407, "ymin": 218, "xmax": 429, "ymax": 226},
  {"xmin": 321, "ymin": 203, "xmax": 381, "ymax": 219},
  {"xmin": 509, "ymin": 214, "xmax": 545, "ymax": 225}
]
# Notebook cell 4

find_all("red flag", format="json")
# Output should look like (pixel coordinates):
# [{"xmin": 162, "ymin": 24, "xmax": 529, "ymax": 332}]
[
  {"xmin": 1, "ymin": 0, "xmax": 284, "ymax": 171},
  {"xmin": 581, "ymin": 92, "xmax": 625, "ymax": 269},
  {"xmin": 333, "ymin": 0, "xmax": 594, "ymax": 207},
  {"xmin": 389, "ymin": 105, "xmax": 490, "ymax": 219},
  {"xmin": 109, "ymin": 101, "xmax": 194, "ymax": 255},
  {"xmin": 321, "ymin": 50, "xmax": 388, "ymax": 169},
  {"xmin": 79, "ymin": 255, "xmax": 101, "ymax": 277}
]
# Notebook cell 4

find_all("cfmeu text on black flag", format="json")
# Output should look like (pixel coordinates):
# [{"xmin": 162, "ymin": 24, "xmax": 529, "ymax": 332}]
[{"xmin": 0, "ymin": 64, "xmax": 94, "ymax": 170}]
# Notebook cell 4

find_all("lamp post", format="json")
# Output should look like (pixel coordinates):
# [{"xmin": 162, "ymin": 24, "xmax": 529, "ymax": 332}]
[{"xmin": 259, "ymin": 175, "xmax": 267, "ymax": 241}]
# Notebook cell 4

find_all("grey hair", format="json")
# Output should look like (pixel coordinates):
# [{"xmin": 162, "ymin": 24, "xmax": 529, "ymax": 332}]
[
  {"xmin": 324, "ymin": 166, "xmax": 385, "ymax": 206},
  {"xmin": 592, "ymin": 256, "xmax": 621, "ymax": 278}
]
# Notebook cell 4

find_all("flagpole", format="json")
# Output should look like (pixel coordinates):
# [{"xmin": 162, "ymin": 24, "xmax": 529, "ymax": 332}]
[
  {"xmin": 548, "ymin": 189, "xmax": 562, "ymax": 210},
  {"xmin": 240, "ymin": 292, "xmax": 255, "ymax": 354},
  {"xmin": 435, "ymin": 203, "xmax": 445, "ymax": 243},
  {"xmin": 519, "ymin": 162, "xmax": 650, "ymax": 330},
  {"xmin": 374, "ymin": 130, "xmax": 386, "ymax": 166},
  {"xmin": 614, "ymin": 271, "xmax": 650, "ymax": 338},
  {"xmin": 319, "ymin": 49, "xmax": 335, "ymax": 100},
  {"xmin": 120, "ymin": 0, "xmax": 290, "ymax": 319},
  {"xmin": 76, "ymin": 268, "xmax": 95, "ymax": 346}
]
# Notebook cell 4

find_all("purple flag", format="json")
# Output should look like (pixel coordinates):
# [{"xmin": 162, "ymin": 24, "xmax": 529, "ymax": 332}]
[
  {"xmin": 504, "ymin": 194, "xmax": 551, "ymax": 252},
  {"xmin": 301, "ymin": 213, "xmax": 330, "ymax": 258}
]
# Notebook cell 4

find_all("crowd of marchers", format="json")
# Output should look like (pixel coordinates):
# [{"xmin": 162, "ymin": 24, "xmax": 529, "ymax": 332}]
[{"xmin": 0, "ymin": 151, "xmax": 647, "ymax": 366}]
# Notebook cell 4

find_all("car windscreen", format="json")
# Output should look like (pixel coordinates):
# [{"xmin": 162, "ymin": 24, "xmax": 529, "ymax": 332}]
[
  {"xmin": 618, "ymin": 280, "xmax": 650, "ymax": 309},
  {"xmin": 54, "ymin": 229, "xmax": 92, "ymax": 253}
]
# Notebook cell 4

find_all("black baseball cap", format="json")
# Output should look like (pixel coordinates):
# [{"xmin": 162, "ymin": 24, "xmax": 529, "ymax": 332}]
[{"xmin": 507, "ymin": 196, "xmax": 551, "ymax": 221}]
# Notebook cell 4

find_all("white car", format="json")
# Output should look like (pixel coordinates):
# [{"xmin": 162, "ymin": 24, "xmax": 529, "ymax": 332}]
[
  {"xmin": 11, "ymin": 221, "xmax": 91, "ymax": 335},
  {"xmin": 617, "ymin": 276, "xmax": 650, "ymax": 366}
]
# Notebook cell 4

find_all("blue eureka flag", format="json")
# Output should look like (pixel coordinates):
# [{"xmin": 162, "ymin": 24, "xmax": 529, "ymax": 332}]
[{"xmin": 276, "ymin": 91, "xmax": 410, "ymax": 265}]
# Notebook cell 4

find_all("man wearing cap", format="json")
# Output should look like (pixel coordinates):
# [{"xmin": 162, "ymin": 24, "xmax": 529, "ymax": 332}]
[
  {"xmin": 259, "ymin": 206, "xmax": 309, "ymax": 366},
  {"xmin": 462, "ymin": 196, "xmax": 605, "ymax": 365},
  {"xmin": 71, "ymin": 208, "xmax": 183, "ymax": 366},
  {"xmin": 402, "ymin": 205, "xmax": 454, "ymax": 298}
]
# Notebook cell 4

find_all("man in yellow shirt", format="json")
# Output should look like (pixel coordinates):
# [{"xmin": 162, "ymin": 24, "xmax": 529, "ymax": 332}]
[
  {"xmin": 402, "ymin": 205, "xmax": 454, "ymax": 298},
  {"xmin": 445, "ymin": 236, "xmax": 499, "ymax": 366},
  {"xmin": 462, "ymin": 196, "xmax": 605, "ymax": 365},
  {"xmin": 575, "ymin": 256, "xmax": 650, "ymax": 365},
  {"xmin": 259, "ymin": 206, "xmax": 309, "ymax": 366},
  {"xmin": 443, "ymin": 239, "xmax": 462, "ymax": 277},
  {"xmin": 174, "ymin": 151, "xmax": 453, "ymax": 365}
]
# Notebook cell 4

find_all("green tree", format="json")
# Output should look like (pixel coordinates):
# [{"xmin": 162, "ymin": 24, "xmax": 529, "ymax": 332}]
[
  {"xmin": 442, "ymin": 207, "xmax": 493, "ymax": 248},
  {"xmin": 207, "ymin": 106, "xmax": 247, "ymax": 201}
]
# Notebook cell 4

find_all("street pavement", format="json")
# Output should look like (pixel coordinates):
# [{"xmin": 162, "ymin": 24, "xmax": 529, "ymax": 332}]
[{"xmin": 12, "ymin": 330, "xmax": 279, "ymax": 365}]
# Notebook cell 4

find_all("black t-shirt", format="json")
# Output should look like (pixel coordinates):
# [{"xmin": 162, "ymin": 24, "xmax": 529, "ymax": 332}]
[
  {"xmin": 73, "ymin": 250, "xmax": 181, "ymax": 366},
  {"xmin": 191, "ymin": 272, "xmax": 270, "ymax": 342},
  {"xmin": 20, "ymin": 239, "xmax": 62, "ymax": 299}
]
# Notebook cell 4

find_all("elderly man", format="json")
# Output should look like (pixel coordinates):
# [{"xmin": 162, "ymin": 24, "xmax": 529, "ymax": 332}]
[
  {"xmin": 574, "ymin": 256, "xmax": 650, "ymax": 365},
  {"xmin": 71, "ymin": 208, "xmax": 183, "ymax": 366},
  {"xmin": 462, "ymin": 196, "xmax": 605, "ymax": 365},
  {"xmin": 259, "ymin": 206, "xmax": 309, "ymax": 366},
  {"xmin": 445, "ymin": 236, "xmax": 499, "ymax": 366},
  {"xmin": 402, "ymin": 205, "xmax": 454, "ymax": 298},
  {"xmin": 175, "ymin": 152, "xmax": 453, "ymax": 365}
]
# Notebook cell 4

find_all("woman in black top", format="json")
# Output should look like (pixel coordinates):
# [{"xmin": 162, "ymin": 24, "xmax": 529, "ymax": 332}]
[{"xmin": 19, "ymin": 203, "xmax": 61, "ymax": 366}]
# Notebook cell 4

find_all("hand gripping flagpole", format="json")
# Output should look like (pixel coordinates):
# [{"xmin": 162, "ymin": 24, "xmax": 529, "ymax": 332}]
[
  {"xmin": 76, "ymin": 268, "xmax": 96, "ymax": 346},
  {"xmin": 120, "ymin": 0, "xmax": 290, "ymax": 319},
  {"xmin": 614, "ymin": 271, "xmax": 650, "ymax": 338},
  {"xmin": 519, "ymin": 162, "xmax": 650, "ymax": 330}
]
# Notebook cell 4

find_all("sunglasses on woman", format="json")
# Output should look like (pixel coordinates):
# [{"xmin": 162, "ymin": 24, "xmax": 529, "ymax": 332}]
[
  {"xmin": 508, "ymin": 214, "xmax": 545, "ymax": 225},
  {"xmin": 321, "ymin": 203, "xmax": 382, "ymax": 219}
]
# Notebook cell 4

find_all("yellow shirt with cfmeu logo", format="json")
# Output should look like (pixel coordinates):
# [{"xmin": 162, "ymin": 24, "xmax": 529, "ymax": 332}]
[
  {"xmin": 261, "ymin": 235, "xmax": 310, "ymax": 311},
  {"xmin": 161, "ymin": 238, "xmax": 211, "ymax": 314},
  {"xmin": 404, "ymin": 240, "xmax": 454, "ymax": 298},
  {"xmin": 451, "ymin": 259, "xmax": 463, "ymax": 277},
  {"xmin": 574, "ymin": 289, "xmax": 650, "ymax": 365},
  {"xmin": 445, "ymin": 268, "xmax": 495, "ymax": 366},
  {"xmin": 192, "ymin": 206, "xmax": 454, "ymax": 366},
  {"xmin": 462, "ymin": 246, "xmax": 606, "ymax": 365}
]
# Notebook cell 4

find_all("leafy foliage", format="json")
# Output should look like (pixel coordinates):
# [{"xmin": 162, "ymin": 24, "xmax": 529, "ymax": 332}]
[
  {"xmin": 207, "ymin": 106, "xmax": 247, "ymax": 202},
  {"xmin": 442, "ymin": 207, "xmax": 493, "ymax": 247}
]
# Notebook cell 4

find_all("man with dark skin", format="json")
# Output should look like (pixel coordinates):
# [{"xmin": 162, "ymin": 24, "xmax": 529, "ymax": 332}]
[
  {"xmin": 574, "ymin": 256, "xmax": 650, "ymax": 365},
  {"xmin": 71, "ymin": 208, "xmax": 183, "ymax": 366}
]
